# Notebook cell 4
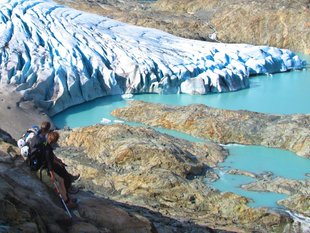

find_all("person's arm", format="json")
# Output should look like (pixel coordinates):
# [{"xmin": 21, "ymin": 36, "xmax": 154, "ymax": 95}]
[
  {"xmin": 54, "ymin": 154, "xmax": 66, "ymax": 166},
  {"xmin": 44, "ymin": 146, "xmax": 55, "ymax": 181}
]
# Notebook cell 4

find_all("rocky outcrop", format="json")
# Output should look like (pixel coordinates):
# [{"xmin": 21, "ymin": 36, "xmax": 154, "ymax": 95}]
[
  {"xmin": 112, "ymin": 101, "xmax": 310, "ymax": 157},
  {"xmin": 0, "ymin": 129, "xmax": 158, "ymax": 233},
  {"xmin": 241, "ymin": 177, "xmax": 310, "ymax": 196},
  {"xmin": 0, "ymin": 0, "xmax": 304, "ymax": 116},
  {"xmin": 241, "ymin": 177, "xmax": 310, "ymax": 218},
  {"xmin": 55, "ymin": 124, "xmax": 298, "ymax": 232},
  {"xmin": 2, "ymin": 123, "xmax": 308, "ymax": 232},
  {"xmin": 279, "ymin": 195, "xmax": 310, "ymax": 218}
]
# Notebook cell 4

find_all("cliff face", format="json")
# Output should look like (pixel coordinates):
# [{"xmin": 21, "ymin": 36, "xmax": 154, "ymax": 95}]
[
  {"xmin": 155, "ymin": 0, "xmax": 310, "ymax": 54},
  {"xmin": 152, "ymin": 0, "xmax": 310, "ymax": 54},
  {"xmin": 56, "ymin": 0, "xmax": 310, "ymax": 54}
]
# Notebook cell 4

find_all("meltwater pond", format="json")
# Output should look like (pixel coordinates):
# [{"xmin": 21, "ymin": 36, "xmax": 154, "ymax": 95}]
[
  {"xmin": 53, "ymin": 70, "xmax": 310, "ymax": 128},
  {"xmin": 211, "ymin": 145, "xmax": 310, "ymax": 208},
  {"xmin": 52, "ymin": 60, "xmax": 310, "ymax": 209},
  {"xmin": 133, "ymin": 70, "xmax": 310, "ymax": 115}
]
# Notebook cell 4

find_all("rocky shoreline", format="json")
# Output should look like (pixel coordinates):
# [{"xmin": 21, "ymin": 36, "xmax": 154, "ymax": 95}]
[{"xmin": 112, "ymin": 100, "xmax": 310, "ymax": 158}]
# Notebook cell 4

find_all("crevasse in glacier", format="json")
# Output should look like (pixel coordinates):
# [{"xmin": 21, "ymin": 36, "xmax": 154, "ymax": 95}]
[{"xmin": 0, "ymin": 0, "xmax": 305, "ymax": 115}]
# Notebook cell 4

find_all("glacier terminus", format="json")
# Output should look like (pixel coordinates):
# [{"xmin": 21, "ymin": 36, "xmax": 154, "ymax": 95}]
[{"xmin": 0, "ymin": 0, "xmax": 305, "ymax": 115}]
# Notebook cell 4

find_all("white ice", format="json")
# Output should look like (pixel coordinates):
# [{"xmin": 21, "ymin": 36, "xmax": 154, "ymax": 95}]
[{"xmin": 0, "ymin": 0, "xmax": 305, "ymax": 115}]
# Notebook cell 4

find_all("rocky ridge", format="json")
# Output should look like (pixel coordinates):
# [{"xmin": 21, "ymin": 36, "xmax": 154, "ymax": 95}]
[
  {"xmin": 112, "ymin": 101, "xmax": 310, "ymax": 158},
  {"xmin": 242, "ymin": 177, "xmax": 310, "ymax": 196},
  {"xmin": 56, "ymin": 124, "xmax": 300, "ymax": 232},
  {"xmin": 0, "ymin": 129, "xmax": 157, "ymax": 233}
]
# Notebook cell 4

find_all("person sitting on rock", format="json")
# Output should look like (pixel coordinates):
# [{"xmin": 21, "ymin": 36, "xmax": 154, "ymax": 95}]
[
  {"xmin": 29, "ymin": 121, "xmax": 80, "ymax": 184},
  {"xmin": 44, "ymin": 131, "xmax": 77, "ymax": 208}
]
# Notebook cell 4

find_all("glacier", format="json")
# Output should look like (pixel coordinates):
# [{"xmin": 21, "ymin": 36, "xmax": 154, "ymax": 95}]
[{"xmin": 0, "ymin": 0, "xmax": 305, "ymax": 115}]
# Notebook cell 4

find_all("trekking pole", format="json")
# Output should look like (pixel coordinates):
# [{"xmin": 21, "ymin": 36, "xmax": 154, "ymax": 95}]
[{"xmin": 53, "ymin": 181, "xmax": 72, "ymax": 218}]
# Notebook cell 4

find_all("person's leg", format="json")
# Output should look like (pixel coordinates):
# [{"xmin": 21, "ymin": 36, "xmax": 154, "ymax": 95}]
[
  {"xmin": 54, "ymin": 163, "xmax": 72, "ymax": 191},
  {"xmin": 55, "ymin": 174, "xmax": 77, "ymax": 208},
  {"xmin": 55, "ymin": 176, "xmax": 68, "ymax": 201}
]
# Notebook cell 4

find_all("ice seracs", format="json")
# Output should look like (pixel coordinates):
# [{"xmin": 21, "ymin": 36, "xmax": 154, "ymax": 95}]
[{"xmin": 0, "ymin": 0, "xmax": 305, "ymax": 115}]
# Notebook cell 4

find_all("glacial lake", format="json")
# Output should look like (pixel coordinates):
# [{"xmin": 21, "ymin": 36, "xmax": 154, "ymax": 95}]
[{"xmin": 53, "ymin": 55, "xmax": 310, "ymax": 209}]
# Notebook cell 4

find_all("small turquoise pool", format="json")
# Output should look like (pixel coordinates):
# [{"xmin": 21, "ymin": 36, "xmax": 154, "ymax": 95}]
[
  {"xmin": 210, "ymin": 173, "xmax": 288, "ymax": 208},
  {"xmin": 210, "ymin": 144, "xmax": 310, "ymax": 208}
]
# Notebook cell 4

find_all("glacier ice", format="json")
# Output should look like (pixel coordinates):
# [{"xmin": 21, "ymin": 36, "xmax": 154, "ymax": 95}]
[{"xmin": 0, "ymin": 0, "xmax": 305, "ymax": 115}]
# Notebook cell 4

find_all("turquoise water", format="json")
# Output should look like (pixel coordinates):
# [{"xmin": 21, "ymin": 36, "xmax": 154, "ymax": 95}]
[
  {"xmin": 133, "ymin": 69, "xmax": 310, "ymax": 114},
  {"xmin": 219, "ymin": 145, "xmax": 310, "ymax": 179},
  {"xmin": 53, "ymin": 69, "xmax": 310, "ymax": 128},
  {"xmin": 52, "ymin": 56, "xmax": 310, "ymax": 209},
  {"xmin": 223, "ymin": 145, "xmax": 310, "ymax": 180},
  {"xmin": 210, "ymin": 144, "xmax": 310, "ymax": 208},
  {"xmin": 53, "ymin": 55, "xmax": 310, "ymax": 127},
  {"xmin": 53, "ymin": 95, "xmax": 127, "ymax": 128},
  {"xmin": 210, "ymin": 173, "xmax": 288, "ymax": 208},
  {"xmin": 54, "ymin": 55, "xmax": 310, "ymax": 127}
]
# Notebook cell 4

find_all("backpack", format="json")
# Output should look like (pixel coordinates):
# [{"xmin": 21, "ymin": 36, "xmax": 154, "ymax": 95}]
[
  {"xmin": 17, "ymin": 125, "xmax": 40, "ymax": 159},
  {"xmin": 28, "ymin": 134, "xmax": 46, "ymax": 171}
]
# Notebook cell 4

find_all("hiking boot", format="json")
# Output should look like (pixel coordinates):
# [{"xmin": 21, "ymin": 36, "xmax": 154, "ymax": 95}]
[
  {"xmin": 68, "ymin": 185, "xmax": 80, "ymax": 194},
  {"xmin": 70, "ymin": 174, "xmax": 80, "ymax": 183}
]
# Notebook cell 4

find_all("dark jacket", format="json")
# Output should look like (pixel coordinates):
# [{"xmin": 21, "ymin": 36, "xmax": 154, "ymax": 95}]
[
  {"xmin": 44, "ymin": 143, "xmax": 56, "ymax": 172},
  {"xmin": 28, "ymin": 134, "xmax": 47, "ymax": 170}
]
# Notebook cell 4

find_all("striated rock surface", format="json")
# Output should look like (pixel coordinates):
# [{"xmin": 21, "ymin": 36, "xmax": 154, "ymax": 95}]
[
  {"xmin": 55, "ymin": 124, "xmax": 299, "ymax": 232},
  {"xmin": 54, "ymin": 0, "xmax": 310, "ymax": 54},
  {"xmin": 0, "ymin": 0, "xmax": 304, "ymax": 116},
  {"xmin": 112, "ymin": 101, "xmax": 310, "ymax": 157},
  {"xmin": 279, "ymin": 195, "xmax": 310, "ymax": 218},
  {"xmin": 0, "ymin": 128, "xmax": 158, "ymax": 233},
  {"xmin": 153, "ymin": 0, "xmax": 310, "ymax": 54},
  {"xmin": 241, "ymin": 177, "xmax": 310, "ymax": 196}
]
